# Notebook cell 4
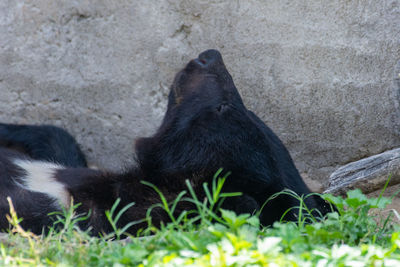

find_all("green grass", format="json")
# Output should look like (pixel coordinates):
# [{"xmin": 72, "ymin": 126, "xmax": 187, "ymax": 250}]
[{"xmin": 1, "ymin": 173, "xmax": 399, "ymax": 266}]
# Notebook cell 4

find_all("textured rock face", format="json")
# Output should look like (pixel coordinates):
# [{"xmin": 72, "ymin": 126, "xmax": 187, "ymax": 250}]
[{"xmin": 1, "ymin": 1, "xmax": 399, "ymax": 190}]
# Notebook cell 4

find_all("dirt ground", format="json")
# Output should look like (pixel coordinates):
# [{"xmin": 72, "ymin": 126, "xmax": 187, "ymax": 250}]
[{"xmin": 367, "ymin": 184, "xmax": 400, "ymax": 223}]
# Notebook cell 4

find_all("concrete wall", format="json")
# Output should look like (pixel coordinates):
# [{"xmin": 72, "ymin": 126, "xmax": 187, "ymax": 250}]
[{"xmin": 1, "ymin": 0, "xmax": 399, "ymax": 191}]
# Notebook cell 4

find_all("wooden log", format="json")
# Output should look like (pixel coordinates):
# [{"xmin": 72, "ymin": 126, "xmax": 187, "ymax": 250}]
[{"xmin": 324, "ymin": 148, "xmax": 400, "ymax": 195}]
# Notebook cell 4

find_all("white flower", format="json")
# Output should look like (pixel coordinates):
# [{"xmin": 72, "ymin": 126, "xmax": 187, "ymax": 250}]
[
  {"xmin": 363, "ymin": 245, "xmax": 385, "ymax": 259},
  {"xmin": 257, "ymin": 237, "xmax": 282, "ymax": 254},
  {"xmin": 207, "ymin": 243, "xmax": 223, "ymax": 265},
  {"xmin": 316, "ymin": 259, "xmax": 328, "ymax": 267},
  {"xmin": 226, "ymin": 254, "xmax": 253, "ymax": 266},
  {"xmin": 384, "ymin": 259, "xmax": 400, "ymax": 267},
  {"xmin": 221, "ymin": 238, "xmax": 235, "ymax": 255},
  {"xmin": 312, "ymin": 249, "xmax": 329, "ymax": 258},
  {"xmin": 345, "ymin": 260, "xmax": 367, "ymax": 267},
  {"xmin": 331, "ymin": 244, "xmax": 361, "ymax": 259},
  {"xmin": 179, "ymin": 249, "xmax": 200, "ymax": 258}
]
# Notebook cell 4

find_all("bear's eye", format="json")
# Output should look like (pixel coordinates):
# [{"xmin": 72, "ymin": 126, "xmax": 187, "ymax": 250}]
[{"xmin": 216, "ymin": 104, "xmax": 229, "ymax": 113}]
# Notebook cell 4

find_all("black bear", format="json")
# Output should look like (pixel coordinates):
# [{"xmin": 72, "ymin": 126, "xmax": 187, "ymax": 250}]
[
  {"xmin": 135, "ymin": 49, "xmax": 331, "ymax": 225},
  {"xmin": 0, "ymin": 49, "xmax": 331, "ymax": 235}
]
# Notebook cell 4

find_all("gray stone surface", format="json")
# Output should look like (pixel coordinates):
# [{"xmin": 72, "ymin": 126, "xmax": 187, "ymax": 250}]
[
  {"xmin": 325, "ymin": 148, "xmax": 400, "ymax": 195},
  {"xmin": 1, "ymin": 1, "xmax": 399, "ymax": 189}
]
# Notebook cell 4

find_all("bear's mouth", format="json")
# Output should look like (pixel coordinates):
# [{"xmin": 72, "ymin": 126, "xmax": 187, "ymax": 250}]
[{"xmin": 193, "ymin": 58, "xmax": 207, "ymax": 66}]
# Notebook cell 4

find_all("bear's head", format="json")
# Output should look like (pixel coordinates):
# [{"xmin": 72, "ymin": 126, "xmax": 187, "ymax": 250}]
[
  {"xmin": 135, "ymin": 50, "xmax": 328, "ymax": 224},
  {"xmin": 136, "ymin": 50, "xmax": 275, "ymax": 187}
]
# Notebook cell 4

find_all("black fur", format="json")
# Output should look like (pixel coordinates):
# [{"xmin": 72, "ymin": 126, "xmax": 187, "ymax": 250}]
[
  {"xmin": 0, "ymin": 50, "xmax": 333, "ymax": 235},
  {"xmin": 0, "ymin": 123, "xmax": 87, "ymax": 167},
  {"xmin": 0, "ymin": 149, "xmax": 60, "ymax": 233}
]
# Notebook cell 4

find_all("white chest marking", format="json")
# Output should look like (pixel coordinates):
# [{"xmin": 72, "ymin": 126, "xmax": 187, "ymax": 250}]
[{"xmin": 13, "ymin": 159, "xmax": 70, "ymax": 208}]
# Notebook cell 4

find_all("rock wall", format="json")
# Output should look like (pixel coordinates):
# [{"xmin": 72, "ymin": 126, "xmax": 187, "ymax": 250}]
[{"xmin": 1, "ymin": 0, "xmax": 399, "ymax": 190}]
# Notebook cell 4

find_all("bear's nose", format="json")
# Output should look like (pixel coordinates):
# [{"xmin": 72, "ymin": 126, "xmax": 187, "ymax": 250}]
[{"xmin": 196, "ymin": 49, "xmax": 223, "ymax": 68}]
